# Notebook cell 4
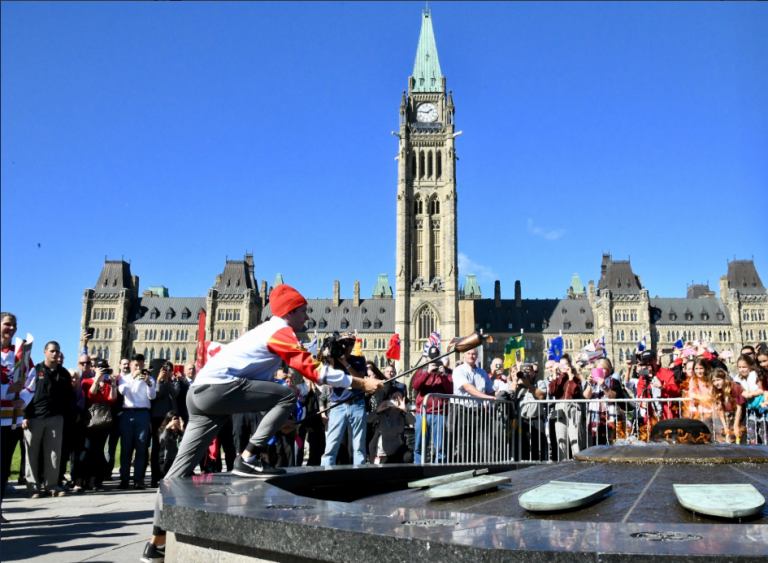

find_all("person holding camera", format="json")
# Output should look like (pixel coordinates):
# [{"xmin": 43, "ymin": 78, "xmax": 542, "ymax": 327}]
[
  {"xmin": 369, "ymin": 386, "xmax": 415, "ymax": 464},
  {"xmin": 547, "ymin": 355, "xmax": 587, "ymax": 460},
  {"xmin": 157, "ymin": 410, "xmax": 184, "ymax": 478},
  {"xmin": 117, "ymin": 353, "xmax": 155, "ymax": 489},
  {"xmin": 511, "ymin": 362, "xmax": 547, "ymax": 461},
  {"xmin": 412, "ymin": 346, "xmax": 453, "ymax": 463},
  {"xmin": 142, "ymin": 285, "xmax": 382, "ymax": 563},
  {"xmin": 628, "ymin": 350, "xmax": 680, "ymax": 430},
  {"xmin": 80, "ymin": 358, "xmax": 118, "ymax": 491},
  {"xmin": 320, "ymin": 332, "xmax": 369, "ymax": 466}
]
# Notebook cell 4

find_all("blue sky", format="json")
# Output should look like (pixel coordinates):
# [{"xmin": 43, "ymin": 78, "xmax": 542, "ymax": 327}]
[{"xmin": 2, "ymin": 2, "xmax": 767, "ymax": 362}]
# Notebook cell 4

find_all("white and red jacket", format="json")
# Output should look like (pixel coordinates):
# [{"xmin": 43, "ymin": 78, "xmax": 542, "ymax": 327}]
[
  {"xmin": 194, "ymin": 317, "xmax": 351, "ymax": 389},
  {"xmin": 1, "ymin": 345, "xmax": 35, "ymax": 427}
]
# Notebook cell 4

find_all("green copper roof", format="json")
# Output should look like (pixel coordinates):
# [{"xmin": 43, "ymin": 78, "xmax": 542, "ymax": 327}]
[
  {"xmin": 372, "ymin": 274, "xmax": 393, "ymax": 298},
  {"xmin": 272, "ymin": 274, "xmax": 284, "ymax": 288},
  {"xmin": 463, "ymin": 275, "xmax": 481, "ymax": 298},
  {"xmin": 411, "ymin": 9, "xmax": 443, "ymax": 93},
  {"xmin": 148, "ymin": 285, "xmax": 169, "ymax": 297},
  {"xmin": 570, "ymin": 273, "xmax": 585, "ymax": 294}
]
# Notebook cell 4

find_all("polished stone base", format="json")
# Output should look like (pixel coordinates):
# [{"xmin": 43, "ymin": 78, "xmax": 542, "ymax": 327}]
[
  {"xmin": 161, "ymin": 460, "xmax": 768, "ymax": 563},
  {"xmin": 575, "ymin": 444, "xmax": 768, "ymax": 464}
]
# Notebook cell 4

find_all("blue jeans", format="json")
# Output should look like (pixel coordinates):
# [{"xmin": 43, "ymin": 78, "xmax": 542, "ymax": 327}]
[
  {"xmin": 321, "ymin": 400, "xmax": 366, "ymax": 466},
  {"xmin": 120, "ymin": 409, "xmax": 150, "ymax": 482},
  {"xmin": 414, "ymin": 413, "xmax": 446, "ymax": 464}
]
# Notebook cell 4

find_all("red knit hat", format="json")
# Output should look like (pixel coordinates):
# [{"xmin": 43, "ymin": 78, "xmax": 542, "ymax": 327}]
[{"xmin": 270, "ymin": 284, "xmax": 307, "ymax": 317}]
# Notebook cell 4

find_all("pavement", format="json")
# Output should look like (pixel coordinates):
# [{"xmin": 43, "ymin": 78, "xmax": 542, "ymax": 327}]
[{"xmin": 1, "ymin": 479, "xmax": 155, "ymax": 563}]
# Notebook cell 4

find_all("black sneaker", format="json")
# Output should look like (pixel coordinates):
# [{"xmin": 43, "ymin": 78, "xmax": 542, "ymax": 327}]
[
  {"xmin": 140, "ymin": 542, "xmax": 165, "ymax": 563},
  {"xmin": 118, "ymin": 480, "xmax": 130, "ymax": 490},
  {"xmin": 134, "ymin": 482, "xmax": 146, "ymax": 490},
  {"xmin": 232, "ymin": 455, "xmax": 286, "ymax": 478}
]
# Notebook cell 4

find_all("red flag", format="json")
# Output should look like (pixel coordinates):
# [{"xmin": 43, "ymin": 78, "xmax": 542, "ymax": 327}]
[
  {"xmin": 195, "ymin": 310, "xmax": 207, "ymax": 372},
  {"xmin": 386, "ymin": 333, "xmax": 401, "ymax": 361}
]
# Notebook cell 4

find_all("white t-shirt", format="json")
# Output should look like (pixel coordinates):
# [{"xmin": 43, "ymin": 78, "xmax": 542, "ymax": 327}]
[
  {"xmin": 743, "ymin": 371, "xmax": 762, "ymax": 393},
  {"xmin": 452, "ymin": 363, "xmax": 493, "ymax": 406}
]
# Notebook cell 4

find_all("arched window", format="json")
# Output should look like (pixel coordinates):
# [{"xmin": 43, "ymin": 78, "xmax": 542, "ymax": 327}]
[
  {"xmin": 235, "ymin": 329, "xmax": 239, "ymax": 339},
  {"xmin": 621, "ymin": 330, "xmax": 625, "ymax": 341},
  {"xmin": 363, "ymin": 339, "xmax": 367, "ymax": 349},
  {"xmin": 144, "ymin": 348, "xmax": 148, "ymax": 358},
  {"xmin": 104, "ymin": 347, "xmax": 110, "ymax": 360},
  {"xmin": 159, "ymin": 349, "xmax": 164, "ymax": 360},
  {"xmin": 132, "ymin": 347, "xmax": 137, "ymax": 356},
  {"xmin": 419, "ymin": 151, "xmax": 425, "ymax": 179},
  {"xmin": 175, "ymin": 349, "xmax": 181, "ymax": 361},
  {"xmin": 411, "ymin": 153, "xmax": 417, "ymax": 177},
  {"xmin": 374, "ymin": 356, "xmax": 379, "ymax": 368},
  {"xmin": 436, "ymin": 150, "xmax": 442, "ymax": 178},
  {"xmin": 427, "ymin": 151, "xmax": 433, "ymax": 178},
  {"xmin": 230, "ymin": 330, "xmax": 235, "ymax": 340},
  {"xmin": 415, "ymin": 305, "xmax": 438, "ymax": 355},
  {"xmin": 182, "ymin": 349, "xmax": 187, "ymax": 362}
]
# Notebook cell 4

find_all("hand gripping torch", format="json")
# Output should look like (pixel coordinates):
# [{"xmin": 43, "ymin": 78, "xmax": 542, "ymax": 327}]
[{"xmin": 300, "ymin": 330, "xmax": 490, "ymax": 425}]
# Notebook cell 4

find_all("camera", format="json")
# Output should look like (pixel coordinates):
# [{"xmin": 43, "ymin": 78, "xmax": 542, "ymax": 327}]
[
  {"xmin": 94, "ymin": 358, "xmax": 113, "ymax": 376},
  {"xmin": 322, "ymin": 332, "xmax": 349, "ymax": 360}
]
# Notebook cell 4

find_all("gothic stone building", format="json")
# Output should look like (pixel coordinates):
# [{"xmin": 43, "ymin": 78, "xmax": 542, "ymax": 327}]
[{"xmin": 80, "ymin": 11, "xmax": 768, "ymax": 376}]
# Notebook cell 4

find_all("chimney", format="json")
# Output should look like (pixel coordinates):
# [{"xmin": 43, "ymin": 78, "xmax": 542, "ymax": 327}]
[
  {"xmin": 588, "ymin": 280, "xmax": 595, "ymax": 297},
  {"xmin": 515, "ymin": 280, "xmax": 522, "ymax": 308},
  {"xmin": 260, "ymin": 280, "xmax": 268, "ymax": 306},
  {"xmin": 719, "ymin": 276, "xmax": 729, "ymax": 301},
  {"xmin": 333, "ymin": 280, "xmax": 340, "ymax": 307},
  {"xmin": 353, "ymin": 280, "xmax": 360, "ymax": 307},
  {"xmin": 131, "ymin": 275, "xmax": 140, "ymax": 300},
  {"xmin": 494, "ymin": 281, "xmax": 501, "ymax": 308}
]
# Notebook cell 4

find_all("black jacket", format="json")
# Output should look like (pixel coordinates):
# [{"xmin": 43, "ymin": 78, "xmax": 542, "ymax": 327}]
[{"xmin": 25, "ymin": 363, "xmax": 73, "ymax": 419}]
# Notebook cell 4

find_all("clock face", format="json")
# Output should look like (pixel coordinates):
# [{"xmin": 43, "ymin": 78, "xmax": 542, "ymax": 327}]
[{"xmin": 416, "ymin": 102, "xmax": 438, "ymax": 123}]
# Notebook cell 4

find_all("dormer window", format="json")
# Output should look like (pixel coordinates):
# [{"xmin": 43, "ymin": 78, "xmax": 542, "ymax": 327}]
[
  {"xmin": 561, "ymin": 308, "xmax": 567, "ymax": 315},
  {"xmin": 113, "ymin": 279, "xmax": 117, "ymax": 287},
  {"xmin": 307, "ymin": 307, "xmax": 313, "ymax": 314},
  {"xmin": 563, "ymin": 321, "xmax": 571, "ymax": 330},
  {"xmin": 374, "ymin": 320, "xmax": 382, "ymax": 329},
  {"xmin": 363, "ymin": 319, "xmax": 371, "ymax": 329},
  {"xmin": 307, "ymin": 320, "xmax": 315, "ymax": 329},
  {"xmin": 380, "ymin": 308, "xmax": 386, "ymax": 314},
  {"xmin": 685, "ymin": 312, "xmax": 693, "ymax": 321},
  {"xmin": 325, "ymin": 307, "xmax": 331, "ymax": 314},
  {"xmin": 340, "ymin": 319, "xmax": 349, "ymax": 329},
  {"xmin": 165, "ymin": 308, "xmax": 174, "ymax": 320},
  {"xmin": 362, "ymin": 308, "xmax": 367, "ymax": 314},
  {"xmin": 617, "ymin": 280, "xmax": 622, "ymax": 288},
  {"xmin": 343, "ymin": 308, "xmax": 349, "ymax": 314},
  {"xmin": 181, "ymin": 308, "xmax": 190, "ymax": 320},
  {"xmin": 150, "ymin": 308, "xmax": 159, "ymax": 320},
  {"xmin": 586, "ymin": 321, "xmax": 593, "ymax": 329},
  {"xmin": 236, "ymin": 279, "xmax": 241, "ymax": 288},
  {"xmin": 701, "ymin": 313, "xmax": 709, "ymax": 321},
  {"xmin": 319, "ymin": 319, "xmax": 327, "ymax": 329},
  {"xmin": 717, "ymin": 312, "xmax": 725, "ymax": 321}
]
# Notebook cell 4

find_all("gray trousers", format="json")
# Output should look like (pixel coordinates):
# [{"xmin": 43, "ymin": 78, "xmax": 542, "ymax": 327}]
[
  {"xmin": 23, "ymin": 415, "xmax": 64, "ymax": 491},
  {"xmin": 552, "ymin": 403, "xmax": 584, "ymax": 461},
  {"xmin": 153, "ymin": 378, "xmax": 296, "ymax": 531}
]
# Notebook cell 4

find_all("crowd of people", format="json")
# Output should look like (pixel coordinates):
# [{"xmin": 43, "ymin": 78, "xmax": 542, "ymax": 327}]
[{"xmin": 2, "ymin": 306, "xmax": 768, "ymax": 526}]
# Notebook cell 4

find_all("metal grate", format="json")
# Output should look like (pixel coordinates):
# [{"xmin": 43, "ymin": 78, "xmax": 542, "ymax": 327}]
[
  {"xmin": 265, "ymin": 504, "xmax": 315, "ymax": 510},
  {"xmin": 402, "ymin": 519, "xmax": 459, "ymax": 527},
  {"xmin": 630, "ymin": 532, "xmax": 702, "ymax": 542}
]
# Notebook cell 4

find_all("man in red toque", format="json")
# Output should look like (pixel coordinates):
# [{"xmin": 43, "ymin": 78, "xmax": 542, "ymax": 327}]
[{"xmin": 142, "ymin": 285, "xmax": 383, "ymax": 563}]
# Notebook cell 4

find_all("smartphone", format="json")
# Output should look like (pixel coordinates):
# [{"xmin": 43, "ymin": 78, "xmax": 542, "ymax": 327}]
[
  {"xmin": 683, "ymin": 348, "xmax": 697, "ymax": 357},
  {"xmin": 591, "ymin": 368, "xmax": 606, "ymax": 381},
  {"xmin": 660, "ymin": 348, "xmax": 674, "ymax": 355},
  {"xmin": 86, "ymin": 327, "xmax": 95, "ymax": 337}
]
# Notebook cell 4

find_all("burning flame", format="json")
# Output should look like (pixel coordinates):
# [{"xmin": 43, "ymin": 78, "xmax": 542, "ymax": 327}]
[{"xmin": 656, "ymin": 428, "xmax": 711, "ymax": 444}]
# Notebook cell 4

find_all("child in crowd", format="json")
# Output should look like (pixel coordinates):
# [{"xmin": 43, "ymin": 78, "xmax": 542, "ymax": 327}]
[
  {"xmin": 711, "ymin": 368, "xmax": 745, "ymax": 443},
  {"xmin": 687, "ymin": 357, "xmax": 713, "ymax": 427}
]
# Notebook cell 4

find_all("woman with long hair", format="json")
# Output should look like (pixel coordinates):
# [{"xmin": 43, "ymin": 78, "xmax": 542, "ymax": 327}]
[
  {"xmin": 157, "ymin": 410, "xmax": 184, "ymax": 478},
  {"xmin": 365, "ymin": 361, "xmax": 387, "ymax": 462},
  {"xmin": 710, "ymin": 368, "xmax": 744, "ymax": 443},
  {"xmin": 687, "ymin": 357, "xmax": 713, "ymax": 427}
]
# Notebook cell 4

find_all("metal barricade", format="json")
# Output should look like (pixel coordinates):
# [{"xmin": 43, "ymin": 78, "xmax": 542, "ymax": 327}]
[
  {"xmin": 418, "ymin": 393, "xmax": 516, "ymax": 465},
  {"xmin": 517, "ymin": 397, "xmax": 695, "ymax": 463}
]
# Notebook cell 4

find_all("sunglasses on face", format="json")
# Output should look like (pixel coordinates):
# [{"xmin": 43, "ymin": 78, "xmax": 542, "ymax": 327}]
[{"xmin": 79, "ymin": 361, "xmax": 91, "ymax": 365}]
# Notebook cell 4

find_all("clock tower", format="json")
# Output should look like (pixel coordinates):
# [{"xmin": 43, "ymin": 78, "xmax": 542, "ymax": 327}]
[{"xmin": 394, "ymin": 9, "xmax": 459, "ymax": 371}]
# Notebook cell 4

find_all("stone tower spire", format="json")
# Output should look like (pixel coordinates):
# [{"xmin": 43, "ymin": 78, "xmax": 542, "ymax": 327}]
[{"xmin": 395, "ymin": 9, "xmax": 459, "ymax": 371}]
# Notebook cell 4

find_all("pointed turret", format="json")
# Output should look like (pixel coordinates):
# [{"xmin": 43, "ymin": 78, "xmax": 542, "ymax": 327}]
[{"xmin": 411, "ymin": 9, "xmax": 443, "ymax": 93}]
